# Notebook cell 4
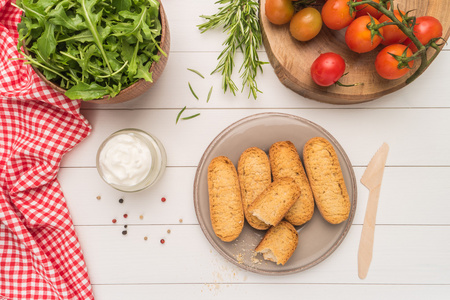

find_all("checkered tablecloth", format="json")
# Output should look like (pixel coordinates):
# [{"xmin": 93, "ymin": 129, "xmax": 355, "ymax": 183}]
[{"xmin": 1, "ymin": 0, "xmax": 94, "ymax": 299}]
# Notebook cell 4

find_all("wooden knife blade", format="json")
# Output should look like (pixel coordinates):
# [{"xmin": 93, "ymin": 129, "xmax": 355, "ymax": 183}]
[{"xmin": 358, "ymin": 143, "xmax": 389, "ymax": 279}]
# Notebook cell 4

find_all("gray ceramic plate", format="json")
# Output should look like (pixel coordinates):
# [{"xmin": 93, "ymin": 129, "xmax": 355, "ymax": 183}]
[{"xmin": 193, "ymin": 113, "xmax": 357, "ymax": 275}]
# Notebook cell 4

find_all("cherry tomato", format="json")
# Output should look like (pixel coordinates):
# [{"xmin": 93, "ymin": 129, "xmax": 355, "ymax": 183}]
[
  {"xmin": 310, "ymin": 52, "xmax": 346, "ymax": 86},
  {"xmin": 375, "ymin": 44, "xmax": 414, "ymax": 80},
  {"xmin": 321, "ymin": 0, "xmax": 356, "ymax": 30},
  {"xmin": 379, "ymin": 10, "xmax": 408, "ymax": 45},
  {"xmin": 403, "ymin": 16, "xmax": 443, "ymax": 52},
  {"xmin": 356, "ymin": 0, "xmax": 390, "ymax": 19},
  {"xmin": 290, "ymin": 7, "xmax": 322, "ymax": 42},
  {"xmin": 265, "ymin": 0, "xmax": 295, "ymax": 25},
  {"xmin": 345, "ymin": 16, "xmax": 384, "ymax": 53}
]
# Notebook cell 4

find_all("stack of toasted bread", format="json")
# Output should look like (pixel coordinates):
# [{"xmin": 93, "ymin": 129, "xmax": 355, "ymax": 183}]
[{"xmin": 207, "ymin": 137, "xmax": 350, "ymax": 265}]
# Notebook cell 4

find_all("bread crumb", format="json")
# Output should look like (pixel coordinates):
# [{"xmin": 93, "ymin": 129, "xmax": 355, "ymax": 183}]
[
  {"xmin": 251, "ymin": 251, "xmax": 262, "ymax": 264},
  {"xmin": 96, "ymin": 195, "xmax": 101, "ymax": 200},
  {"xmin": 236, "ymin": 253, "xmax": 244, "ymax": 264}
]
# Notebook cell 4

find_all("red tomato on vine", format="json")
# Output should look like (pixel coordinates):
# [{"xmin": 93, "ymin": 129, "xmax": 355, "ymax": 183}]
[
  {"xmin": 379, "ymin": 10, "xmax": 408, "ymax": 46},
  {"xmin": 375, "ymin": 44, "xmax": 414, "ymax": 80},
  {"xmin": 345, "ymin": 16, "xmax": 384, "ymax": 53},
  {"xmin": 403, "ymin": 16, "xmax": 443, "ymax": 52},
  {"xmin": 321, "ymin": 0, "xmax": 356, "ymax": 30},
  {"xmin": 356, "ymin": 0, "xmax": 390, "ymax": 19}
]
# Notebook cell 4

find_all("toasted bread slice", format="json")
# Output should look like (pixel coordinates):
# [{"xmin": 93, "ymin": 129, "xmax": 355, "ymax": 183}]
[
  {"xmin": 255, "ymin": 220, "xmax": 299, "ymax": 265},
  {"xmin": 303, "ymin": 137, "xmax": 350, "ymax": 224},
  {"xmin": 208, "ymin": 156, "xmax": 244, "ymax": 242},
  {"xmin": 238, "ymin": 147, "xmax": 272, "ymax": 230},
  {"xmin": 269, "ymin": 141, "xmax": 315, "ymax": 226},
  {"xmin": 248, "ymin": 177, "xmax": 300, "ymax": 227}
]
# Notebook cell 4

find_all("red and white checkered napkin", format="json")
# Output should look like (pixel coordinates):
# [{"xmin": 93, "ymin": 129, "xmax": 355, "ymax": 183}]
[{"xmin": 1, "ymin": 1, "xmax": 94, "ymax": 299}]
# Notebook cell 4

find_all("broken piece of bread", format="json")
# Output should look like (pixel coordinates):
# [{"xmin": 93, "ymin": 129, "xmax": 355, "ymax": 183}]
[
  {"xmin": 248, "ymin": 177, "xmax": 300, "ymax": 227},
  {"xmin": 255, "ymin": 220, "xmax": 299, "ymax": 265}
]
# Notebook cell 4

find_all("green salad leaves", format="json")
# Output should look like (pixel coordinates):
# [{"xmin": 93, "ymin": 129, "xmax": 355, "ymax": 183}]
[{"xmin": 15, "ymin": 0, "xmax": 165, "ymax": 101}]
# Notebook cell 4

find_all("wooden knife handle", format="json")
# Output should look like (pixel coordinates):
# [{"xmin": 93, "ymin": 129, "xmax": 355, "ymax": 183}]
[{"xmin": 358, "ymin": 185, "xmax": 381, "ymax": 279}]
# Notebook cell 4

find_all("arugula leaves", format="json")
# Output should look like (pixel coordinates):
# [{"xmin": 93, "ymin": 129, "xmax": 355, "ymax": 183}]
[{"xmin": 16, "ymin": 0, "xmax": 163, "ymax": 101}]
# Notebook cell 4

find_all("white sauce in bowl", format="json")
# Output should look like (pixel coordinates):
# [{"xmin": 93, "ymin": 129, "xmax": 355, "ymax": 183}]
[{"xmin": 98, "ymin": 133, "xmax": 152, "ymax": 186}]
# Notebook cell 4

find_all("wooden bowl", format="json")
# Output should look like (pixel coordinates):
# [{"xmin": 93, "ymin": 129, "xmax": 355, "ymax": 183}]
[
  {"xmin": 260, "ymin": 0, "xmax": 450, "ymax": 104},
  {"xmin": 30, "ymin": 0, "xmax": 170, "ymax": 104}
]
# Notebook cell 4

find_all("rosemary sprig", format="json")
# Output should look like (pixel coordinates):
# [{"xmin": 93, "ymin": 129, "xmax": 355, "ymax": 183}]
[
  {"xmin": 176, "ymin": 106, "xmax": 201, "ymax": 124},
  {"xmin": 187, "ymin": 68, "xmax": 205, "ymax": 79},
  {"xmin": 182, "ymin": 113, "xmax": 201, "ymax": 120},
  {"xmin": 198, "ymin": 0, "xmax": 267, "ymax": 99},
  {"xmin": 188, "ymin": 82, "xmax": 199, "ymax": 100},
  {"xmin": 207, "ymin": 86, "xmax": 213, "ymax": 103},
  {"xmin": 176, "ymin": 106, "xmax": 187, "ymax": 124}
]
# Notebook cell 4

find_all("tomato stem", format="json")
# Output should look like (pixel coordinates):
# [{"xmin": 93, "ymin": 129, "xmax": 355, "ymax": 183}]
[
  {"xmin": 335, "ymin": 72, "xmax": 363, "ymax": 87},
  {"xmin": 335, "ymin": 81, "xmax": 363, "ymax": 87}
]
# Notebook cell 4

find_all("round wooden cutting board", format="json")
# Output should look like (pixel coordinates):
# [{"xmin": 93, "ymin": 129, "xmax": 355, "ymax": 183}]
[{"xmin": 260, "ymin": 0, "xmax": 450, "ymax": 104}]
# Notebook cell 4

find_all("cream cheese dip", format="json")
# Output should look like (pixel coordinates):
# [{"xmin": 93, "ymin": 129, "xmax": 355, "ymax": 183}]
[{"xmin": 96, "ymin": 129, "xmax": 166, "ymax": 192}]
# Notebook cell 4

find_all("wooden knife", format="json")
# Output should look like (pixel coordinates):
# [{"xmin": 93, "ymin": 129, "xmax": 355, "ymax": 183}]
[{"xmin": 358, "ymin": 143, "xmax": 389, "ymax": 279}]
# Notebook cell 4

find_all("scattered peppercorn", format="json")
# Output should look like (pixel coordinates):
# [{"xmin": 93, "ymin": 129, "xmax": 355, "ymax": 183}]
[
  {"xmin": 161, "ymin": 197, "xmax": 166, "ymax": 202},
  {"xmin": 119, "ymin": 198, "xmax": 124, "ymax": 203},
  {"xmin": 160, "ymin": 239, "xmax": 165, "ymax": 244},
  {"xmin": 112, "ymin": 219, "xmax": 117, "ymax": 224},
  {"xmin": 124, "ymin": 225, "xmax": 128, "ymax": 229},
  {"xmin": 123, "ymin": 214, "xmax": 128, "ymax": 218},
  {"xmin": 122, "ymin": 231, "xmax": 127, "ymax": 235}
]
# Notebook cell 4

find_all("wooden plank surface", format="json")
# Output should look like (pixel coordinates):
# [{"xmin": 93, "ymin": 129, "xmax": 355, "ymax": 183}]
[
  {"xmin": 91, "ymin": 284, "xmax": 450, "ymax": 300},
  {"xmin": 59, "ymin": 167, "xmax": 450, "ymax": 226},
  {"xmin": 73, "ymin": 225, "xmax": 450, "ymax": 285},
  {"xmin": 63, "ymin": 108, "xmax": 450, "ymax": 167},
  {"xmin": 56, "ymin": 0, "xmax": 450, "ymax": 298}
]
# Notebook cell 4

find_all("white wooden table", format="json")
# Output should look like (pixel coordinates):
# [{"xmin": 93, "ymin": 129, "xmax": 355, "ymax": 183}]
[{"xmin": 58, "ymin": 1, "xmax": 450, "ymax": 299}]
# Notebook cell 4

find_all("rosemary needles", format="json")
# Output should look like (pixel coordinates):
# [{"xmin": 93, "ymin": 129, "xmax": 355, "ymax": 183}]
[
  {"xmin": 176, "ymin": 106, "xmax": 200, "ymax": 124},
  {"xmin": 198, "ymin": 0, "xmax": 267, "ymax": 99}
]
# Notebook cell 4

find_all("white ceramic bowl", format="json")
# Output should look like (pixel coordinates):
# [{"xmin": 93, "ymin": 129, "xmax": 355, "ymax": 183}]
[{"xmin": 96, "ymin": 129, "xmax": 167, "ymax": 192}]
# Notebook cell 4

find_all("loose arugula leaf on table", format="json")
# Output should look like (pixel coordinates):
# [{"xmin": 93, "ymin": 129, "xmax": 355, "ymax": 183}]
[{"xmin": 16, "ymin": 0, "xmax": 164, "ymax": 101}]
